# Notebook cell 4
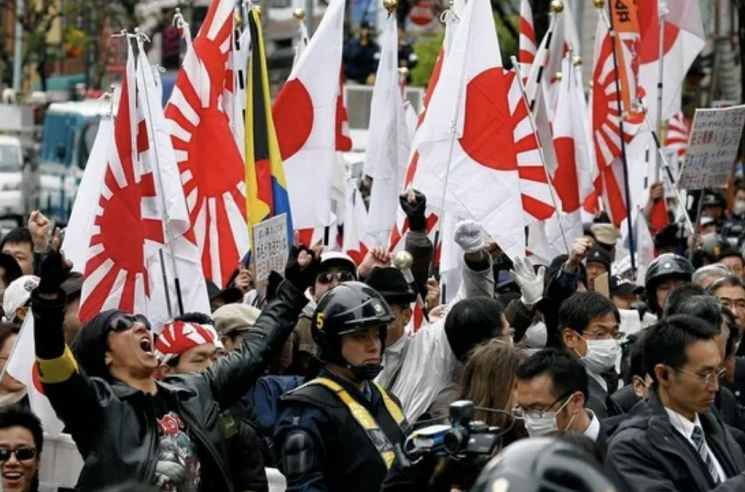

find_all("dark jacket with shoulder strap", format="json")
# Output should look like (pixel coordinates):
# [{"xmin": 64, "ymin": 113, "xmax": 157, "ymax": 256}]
[
  {"xmin": 606, "ymin": 390, "xmax": 745, "ymax": 492},
  {"xmin": 32, "ymin": 280, "xmax": 307, "ymax": 491},
  {"xmin": 275, "ymin": 369, "xmax": 407, "ymax": 492}
]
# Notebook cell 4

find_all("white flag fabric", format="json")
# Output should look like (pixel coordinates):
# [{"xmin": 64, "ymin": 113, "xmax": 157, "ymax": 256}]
[
  {"xmin": 6, "ymin": 316, "xmax": 65, "ymax": 437},
  {"xmin": 341, "ymin": 176, "xmax": 368, "ymax": 263},
  {"xmin": 273, "ymin": 0, "xmax": 345, "ymax": 229},
  {"xmin": 64, "ymin": 116, "xmax": 113, "ymax": 272},
  {"xmin": 638, "ymin": 0, "xmax": 705, "ymax": 124},
  {"xmin": 363, "ymin": 14, "xmax": 410, "ymax": 248}
]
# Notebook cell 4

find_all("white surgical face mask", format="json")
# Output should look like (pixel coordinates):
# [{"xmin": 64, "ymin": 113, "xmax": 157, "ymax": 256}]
[
  {"xmin": 522, "ymin": 395, "xmax": 575, "ymax": 437},
  {"xmin": 735, "ymin": 201, "xmax": 745, "ymax": 216},
  {"xmin": 580, "ymin": 338, "xmax": 620, "ymax": 374}
]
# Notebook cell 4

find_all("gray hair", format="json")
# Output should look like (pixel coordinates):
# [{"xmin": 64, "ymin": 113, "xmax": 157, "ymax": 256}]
[{"xmin": 692, "ymin": 263, "xmax": 730, "ymax": 288}]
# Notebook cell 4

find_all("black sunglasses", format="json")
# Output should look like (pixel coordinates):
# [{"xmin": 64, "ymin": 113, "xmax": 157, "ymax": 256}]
[
  {"xmin": 0, "ymin": 446, "xmax": 36, "ymax": 462},
  {"xmin": 316, "ymin": 271, "xmax": 355, "ymax": 284},
  {"xmin": 108, "ymin": 314, "xmax": 151, "ymax": 333}
]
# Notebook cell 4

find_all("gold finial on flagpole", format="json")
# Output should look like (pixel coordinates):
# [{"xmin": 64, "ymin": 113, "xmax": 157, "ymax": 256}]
[
  {"xmin": 592, "ymin": 0, "xmax": 605, "ymax": 9},
  {"xmin": 383, "ymin": 0, "xmax": 398, "ymax": 13},
  {"xmin": 549, "ymin": 0, "xmax": 564, "ymax": 14},
  {"xmin": 293, "ymin": 8, "xmax": 306, "ymax": 20},
  {"xmin": 573, "ymin": 55, "xmax": 582, "ymax": 66}
]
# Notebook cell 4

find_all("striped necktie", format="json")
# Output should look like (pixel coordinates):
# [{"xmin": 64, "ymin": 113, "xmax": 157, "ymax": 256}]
[{"xmin": 691, "ymin": 425, "xmax": 722, "ymax": 485}]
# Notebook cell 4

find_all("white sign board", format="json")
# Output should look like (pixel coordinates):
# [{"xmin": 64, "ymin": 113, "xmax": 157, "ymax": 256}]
[
  {"xmin": 677, "ymin": 104, "xmax": 745, "ymax": 190},
  {"xmin": 252, "ymin": 214, "xmax": 289, "ymax": 283}
]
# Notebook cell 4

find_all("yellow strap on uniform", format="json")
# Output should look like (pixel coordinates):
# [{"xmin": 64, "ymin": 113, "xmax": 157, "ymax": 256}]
[
  {"xmin": 37, "ymin": 345, "xmax": 79, "ymax": 384},
  {"xmin": 374, "ymin": 382, "xmax": 406, "ymax": 426},
  {"xmin": 311, "ymin": 377, "xmax": 396, "ymax": 469}
]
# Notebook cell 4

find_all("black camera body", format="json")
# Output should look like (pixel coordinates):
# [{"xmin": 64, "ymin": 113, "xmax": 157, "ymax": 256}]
[
  {"xmin": 443, "ymin": 401, "xmax": 501, "ymax": 457},
  {"xmin": 404, "ymin": 400, "xmax": 502, "ymax": 458}
]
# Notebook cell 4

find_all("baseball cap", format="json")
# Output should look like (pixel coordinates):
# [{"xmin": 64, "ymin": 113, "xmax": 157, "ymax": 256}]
[
  {"xmin": 3, "ymin": 275, "xmax": 39, "ymax": 320},
  {"xmin": 213, "ymin": 303, "xmax": 261, "ymax": 337},
  {"xmin": 610, "ymin": 275, "xmax": 643, "ymax": 297},
  {"xmin": 319, "ymin": 251, "xmax": 357, "ymax": 275},
  {"xmin": 591, "ymin": 223, "xmax": 620, "ymax": 247}
]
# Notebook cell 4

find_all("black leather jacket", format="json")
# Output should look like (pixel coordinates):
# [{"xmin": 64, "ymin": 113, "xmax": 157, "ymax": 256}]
[{"xmin": 32, "ymin": 280, "xmax": 307, "ymax": 491}]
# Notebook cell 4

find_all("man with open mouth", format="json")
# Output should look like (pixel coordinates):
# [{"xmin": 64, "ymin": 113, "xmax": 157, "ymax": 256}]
[{"xmin": 30, "ymin": 241, "xmax": 318, "ymax": 491}]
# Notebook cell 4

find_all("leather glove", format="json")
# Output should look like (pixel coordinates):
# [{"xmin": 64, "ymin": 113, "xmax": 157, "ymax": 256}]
[
  {"xmin": 38, "ymin": 248, "xmax": 69, "ymax": 295},
  {"xmin": 284, "ymin": 246, "xmax": 320, "ymax": 292},
  {"xmin": 454, "ymin": 220, "xmax": 484, "ymax": 254},
  {"xmin": 510, "ymin": 256, "xmax": 545, "ymax": 306},
  {"xmin": 399, "ymin": 189, "xmax": 427, "ymax": 231}
]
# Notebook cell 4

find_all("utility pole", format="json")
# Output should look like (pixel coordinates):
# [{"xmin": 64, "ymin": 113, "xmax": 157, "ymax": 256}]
[{"xmin": 12, "ymin": 0, "xmax": 25, "ymax": 92}]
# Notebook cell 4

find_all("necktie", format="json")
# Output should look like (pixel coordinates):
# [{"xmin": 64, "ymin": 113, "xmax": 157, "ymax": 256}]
[{"xmin": 691, "ymin": 425, "xmax": 722, "ymax": 485}]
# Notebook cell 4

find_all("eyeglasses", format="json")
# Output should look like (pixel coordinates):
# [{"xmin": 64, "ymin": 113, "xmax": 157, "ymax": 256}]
[
  {"xmin": 316, "ymin": 271, "xmax": 355, "ymax": 284},
  {"xmin": 108, "ymin": 314, "xmax": 151, "ymax": 333},
  {"xmin": 0, "ymin": 447, "xmax": 36, "ymax": 462},
  {"xmin": 719, "ymin": 298, "xmax": 745, "ymax": 312},
  {"xmin": 512, "ymin": 391, "xmax": 572, "ymax": 420},
  {"xmin": 674, "ymin": 367, "xmax": 726, "ymax": 386}
]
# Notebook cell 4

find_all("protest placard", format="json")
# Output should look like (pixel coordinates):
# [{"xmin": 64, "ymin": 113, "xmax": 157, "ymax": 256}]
[
  {"xmin": 252, "ymin": 214, "xmax": 289, "ymax": 283},
  {"xmin": 677, "ymin": 104, "xmax": 745, "ymax": 190}
]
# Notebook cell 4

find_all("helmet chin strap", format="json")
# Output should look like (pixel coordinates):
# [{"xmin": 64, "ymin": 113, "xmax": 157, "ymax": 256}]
[{"xmin": 346, "ymin": 362, "xmax": 384, "ymax": 381}]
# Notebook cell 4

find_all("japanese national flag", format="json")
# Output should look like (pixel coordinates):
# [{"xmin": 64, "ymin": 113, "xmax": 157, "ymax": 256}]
[
  {"xmin": 273, "ymin": 0, "xmax": 345, "ymax": 229},
  {"xmin": 411, "ymin": 0, "xmax": 553, "ymax": 258},
  {"xmin": 6, "ymin": 317, "xmax": 65, "ymax": 437}
]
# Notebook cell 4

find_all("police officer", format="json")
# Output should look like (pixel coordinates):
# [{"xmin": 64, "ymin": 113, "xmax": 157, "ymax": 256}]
[
  {"xmin": 274, "ymin": 282, "xmax": 408, "ymax": 491},
  {"xmin": 644, "ymin": 253, "xmax": 694, "ymax": 316}
]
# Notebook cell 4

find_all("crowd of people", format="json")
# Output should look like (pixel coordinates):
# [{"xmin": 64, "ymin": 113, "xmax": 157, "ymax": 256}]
[{"xmin": 1, "ymin": 184, "xmax": 745, "ymax": 491}]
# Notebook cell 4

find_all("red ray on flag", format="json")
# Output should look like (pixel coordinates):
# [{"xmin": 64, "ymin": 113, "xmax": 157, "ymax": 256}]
[{"xmin": 519, "ymin": 0, "xmax": 537, "ymax": 66}]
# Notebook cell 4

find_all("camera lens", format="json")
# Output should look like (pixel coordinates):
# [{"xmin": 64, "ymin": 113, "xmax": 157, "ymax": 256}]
[{"xmin": 443, "ymin": 426, "xmax": 468, "ymax": 454}]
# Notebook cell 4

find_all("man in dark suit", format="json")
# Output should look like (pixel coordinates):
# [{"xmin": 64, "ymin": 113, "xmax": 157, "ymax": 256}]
[
  {"xmin": 515, "ymin": 349, "xmax": 610, "ymax": 456},
  {"xmin": 607, "ymin": 315, "xmax": 745, "ymax": 491}
]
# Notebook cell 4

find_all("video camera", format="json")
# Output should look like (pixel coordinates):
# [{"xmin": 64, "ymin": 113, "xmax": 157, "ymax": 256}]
[{"xmin": 404, "ymin": 400, "xmax": 503, "ymax": 459}]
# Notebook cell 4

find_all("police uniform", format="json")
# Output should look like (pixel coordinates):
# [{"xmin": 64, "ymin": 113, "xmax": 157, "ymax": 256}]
[{"xmin": 275, "ymin": 368, "xmax": 407, "ymax": 491}]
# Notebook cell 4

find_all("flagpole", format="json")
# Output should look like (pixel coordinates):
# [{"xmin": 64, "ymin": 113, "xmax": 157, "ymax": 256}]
[
  {"xmin": 637, "ymin": 101, "xmax": 696, "ymax": 236},
  {"xmin": 654, "ymin": 0, "xmax": 668, "ymax": 182},
  {"xmin": 432, "ymin": 4, "xmax": 462, "ymax": 268},
  {"xmin": 600, "ymin": 0, "xmax": 637, "ymax": 278},
  {"xmin": 526, "ymin": 13, "xmax": 558, "ymax": 112},
  {"xmin": 134, "ymin": 30, "xmax": 185, "ymax": 317}
]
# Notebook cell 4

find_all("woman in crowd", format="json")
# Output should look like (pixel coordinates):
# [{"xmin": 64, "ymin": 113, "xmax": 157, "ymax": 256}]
[
  {"xmin": 0, "ymin": 406, "xmax": 42, "ymax": 492},
  {"xmin": 382, "ymin": 339, "xmax": 525, "ymax": 492}
]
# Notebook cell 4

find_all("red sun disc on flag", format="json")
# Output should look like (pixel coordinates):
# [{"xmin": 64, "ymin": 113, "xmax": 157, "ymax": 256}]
[
  {"xmin": 273, "ymin": 79, "xmax": 314, "ymax": 161},
  {"xmin": 32, "ymin": 363, "xmax": 44, "ymax": 394},
  {"xmin": 460, "ymin": 68, "xmax": 519, "ymax": 171}
]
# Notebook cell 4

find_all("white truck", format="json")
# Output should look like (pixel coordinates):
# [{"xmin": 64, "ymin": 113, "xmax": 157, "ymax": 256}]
[{"xmin": 39, "ymin": 100, "xmax": 107, "ymax": 223}]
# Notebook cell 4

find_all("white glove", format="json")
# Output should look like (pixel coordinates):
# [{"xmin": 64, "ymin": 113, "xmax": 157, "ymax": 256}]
[
  {"xmin": 454, "ymin": 220, "xmax": 484, "ymax": 254},
  {"xmin": 510, "ymin": 256, "xmax": 546, "ymax": 306}
]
